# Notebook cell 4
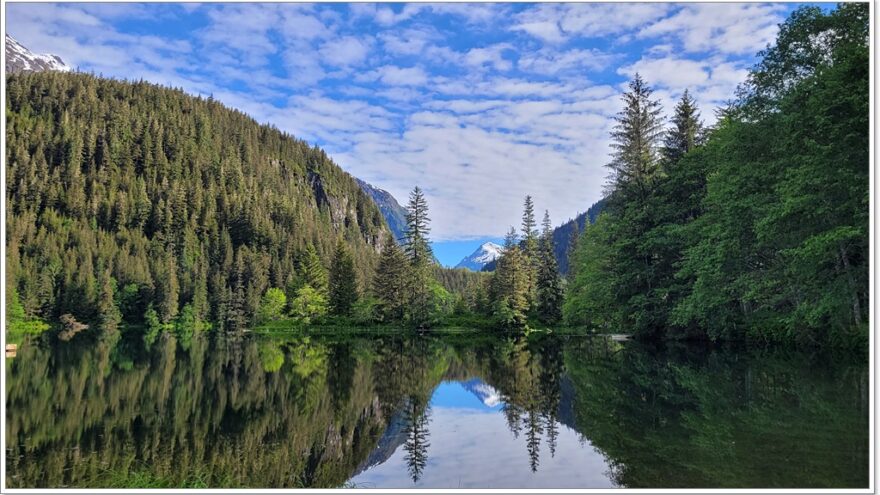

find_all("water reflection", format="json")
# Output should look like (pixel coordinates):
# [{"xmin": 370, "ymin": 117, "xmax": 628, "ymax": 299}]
[{"xmin": 5, "ymin": 329, "xmax": 868, "ymax": 488}]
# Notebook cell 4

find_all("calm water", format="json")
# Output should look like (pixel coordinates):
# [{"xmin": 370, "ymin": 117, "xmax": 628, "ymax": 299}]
[{"xmin": 5, "ymin": 330, "xmax": 868, "ymax": 489}]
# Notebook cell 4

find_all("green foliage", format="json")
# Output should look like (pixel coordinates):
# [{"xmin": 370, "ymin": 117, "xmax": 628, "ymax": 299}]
[
  {"xmin": 258, "ymin": 341, "xmax": 285, "ymax": 372},
  {"xmin": 5, "ymin": 72, "xmax": 387, "ymax": 335},
  {"xmin": 536, "ymin": 211, "xmax": 563, "ymax": 324},
  {"xmin": 298, "ymin": 245, "xmax": 330, "ymax": 297},
  {"xmin": 290, "ymin": 284, "xmax": 329, "ymax": 325},
  {"xmin": 563, "ymin": 214, "xmax": 618, "ymax": 329},
  {"xmin": 174, "ymin": 303, "xmax": 203, "ymax": 350},
  {"xmin": 143, "ymin": 305, "xmax": 162, "ymax": 347},
  {"xmin": 329, "ymin": 241, "xmax": 358, "ymax": 316},
  {"xmin": 403, "ymin": 187, "xmax": 434, "ymax": 328},
  {"xmin": 489, "ymin": 228, "xmax": 530, "ymax": 329},
  {"xmin": 564, "ymin": 4, "xmax": 868, "ymax": 345},
  {"xmin": 257, "ymin": 288, "xmax": 288, "ymax": 324},
  {"xmin": 373, "ymin": 235, "xmax": 409, "ymax": 322},
  {"xmin": 351, "ymin": 295, "xmax": 383, "ymax": 325}
]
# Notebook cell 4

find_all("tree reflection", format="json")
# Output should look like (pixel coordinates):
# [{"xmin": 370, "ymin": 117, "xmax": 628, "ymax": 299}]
[
  {"xmin": 5, "ymin": 330, "xmax": 868, "ymax": 489},
  {"xmin": 402, "ymin": 395, "xmax": 431, "ymax": 483}
]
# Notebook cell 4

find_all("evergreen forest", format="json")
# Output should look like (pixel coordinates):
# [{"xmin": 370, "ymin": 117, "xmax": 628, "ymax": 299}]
[{"xmin": 4, "ymin": 4, "xmax": 869, "ymax": 350}]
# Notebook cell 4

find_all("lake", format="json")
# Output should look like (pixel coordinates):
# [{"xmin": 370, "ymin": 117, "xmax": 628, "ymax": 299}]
[{"xmin": 5, "ymin": 330, "xmax": 869, "ymax": 489}]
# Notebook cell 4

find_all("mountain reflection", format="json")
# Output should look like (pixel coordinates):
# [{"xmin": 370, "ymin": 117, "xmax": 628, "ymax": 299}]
[{"xmin": 6, "ymin": 330, "xmax": 868, "ymax": 488}]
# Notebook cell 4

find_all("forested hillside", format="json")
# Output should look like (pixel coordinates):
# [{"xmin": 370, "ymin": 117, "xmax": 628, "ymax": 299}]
[
  {"xmin": 564, "ymin": 4, "xmax": 869, "ymax": 347},
  {"xmin": 551, "ymin": 198, "xmax": 606, "ymax": 275},
  {"xmin": 6, "ymin": 72, "xmax": 389, "ymax": 332}
]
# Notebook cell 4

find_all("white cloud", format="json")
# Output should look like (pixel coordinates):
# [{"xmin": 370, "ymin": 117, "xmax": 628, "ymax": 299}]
[
  {"xmin": 319, "ymin": 36, "xmax": 372, "ymax": 67},
  {"xmin": 511, "ymin": 3, "xmax": 670, "ymax": 43},
  {"xmin": 464, "ymin": 44, "xmax": 514, "ymax": 71},
  {"xmin": 357, "ymin": 65, "xmax": 429, "ymax": 86},
  {"xmin": 518, "ymin": 48, "xmax": 615, "ymax": 75},
  {"xmin": 639, "ymin": 3, "xmax": 786, "ymax": 55},
  {"xmin": 618, "ymin": 56, "xmax": 709, "ymax": 89}
]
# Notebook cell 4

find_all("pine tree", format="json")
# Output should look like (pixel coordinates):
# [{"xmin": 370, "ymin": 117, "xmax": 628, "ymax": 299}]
[
  {"xmin": 404, "ymin": 187, "xmax": 433, "ymax": 328},
  {"xmin": 97, "ymin": 268, "xmax": 121, "ymax": 332},
  {"xmin": 520, "ymin": 195, "xmax": 539, "ymax": 311},
  {"xmin": 404, "ymin": 187, "xmax": 432, "ymax": 266},
  {"xmin": 300, "ymin": 245, "xmax": 329, "ymax": 296},
  {"xmin": 663, "ymin": 89, "xmax": 703, "ymax": 165},
  {"xmin": 491, "ymin": 227, "xmax": 529, "ymax": 328},
  {"xmin": 607, "ymin": 74, "xmax": 665, "ymax": 204},
  {"xmin": 329, "ymin": 240, "xmax": 358, "ymax": 316},
  {"xmin": 521, "ymin": 195, "xmax": 538, "ymax": 257},
  {"xmin": 403, "ymin": 396, "xmax": 431, "ymax": 483},
  {"xmin": 536, "ymin": 211, "xmax": 563, "ymax": 324},
  {"xmin": 373, "ymin": 234, "xmax": 409, "ymax": 322}
]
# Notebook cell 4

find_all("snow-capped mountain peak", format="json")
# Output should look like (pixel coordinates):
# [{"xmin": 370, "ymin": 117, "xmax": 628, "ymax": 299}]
[
  {"xmin": 454, "ymin": 242, "xmax": 503, "ymax": 271},
  {"xmin": 5, "ymin": 34, "xmax": 72, "ymax": 74},
  {"xmin": 461, "ymin": 379, "xmax": 504, "ymax": 408}
]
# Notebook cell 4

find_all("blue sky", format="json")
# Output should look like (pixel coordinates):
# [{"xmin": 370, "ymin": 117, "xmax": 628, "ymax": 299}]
[{"xmin": 6, "ymin": 2, "xmax": 813, "ymax": 266}]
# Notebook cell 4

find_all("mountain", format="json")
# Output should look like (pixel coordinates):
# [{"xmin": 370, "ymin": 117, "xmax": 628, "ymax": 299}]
[
  {"xmin": 6, "ymin": 71, "xmax": 390, "ymax": 330},
  {"xmin": 455, "ymin": 242, "xmax": 503, "ymax": 271},
  {"xmin": 356, "ymin": 179, "xmax": 408, "ymax": 242},
  {"xmin": 460, "ymin": 378, "xmax": 504, "ymax": 407},
  {"xmin": 5, "ymin": 34, "xmax": 72, "ymax": 73}
]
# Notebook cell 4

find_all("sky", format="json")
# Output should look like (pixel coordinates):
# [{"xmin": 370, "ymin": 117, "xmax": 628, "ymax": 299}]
[
  {"xmin": 5, "ymin": 2, "xmax": 811, "ymax": 266},
  {"xmin": 349, "ymin": 380, "xmax": 614, "ymax": 488}
]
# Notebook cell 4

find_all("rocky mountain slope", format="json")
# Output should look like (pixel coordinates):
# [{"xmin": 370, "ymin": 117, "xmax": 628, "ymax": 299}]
[{"xmin": 5, "ymin": 34, "xmax": 72, "ymax": 73}]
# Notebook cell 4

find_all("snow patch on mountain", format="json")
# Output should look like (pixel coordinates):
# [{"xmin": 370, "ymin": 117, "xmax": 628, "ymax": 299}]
[
  {"xmin": 455, "ymin": 242, "xmax": 503, "ymax": 271},
  {"xmin": 460, "ymin": 379, "xmax": 504, "ymax": 408},
  {"xmin": 5, "ymin": 34, "xmax": 72, "ymax": 74}
]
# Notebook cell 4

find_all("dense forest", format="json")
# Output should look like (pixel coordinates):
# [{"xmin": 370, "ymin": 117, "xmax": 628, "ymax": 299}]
[
  {"xmin": 5, "ymin": 72, "xmax": 390, "ymax": 335},
  {"xmin": 4, "ymin": 4, "xmax": 869, "ymax": 349},
  {"xmin": 563, "ymin": 4, "xmax": 869, "ymax": 347}
]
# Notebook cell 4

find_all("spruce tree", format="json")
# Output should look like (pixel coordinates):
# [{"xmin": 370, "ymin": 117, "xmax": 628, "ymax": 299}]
[
  {"xmin": 521, "ymin": 195, "xmax": 538, "ymax": 257},
  {"xmin": 491, "ymin": 227, "xmax": 529, "ymax": 328},
  {"xmin": 374, "ymin": 234, "xmax": 409, "ymax": 322},
  {"xmin": 663, "ymin": 89, "xmax": 704, "ymax": 165},
  {"xmin": 607, "ymin": 73, "xmax": 665, "ymax": 204},
  {"xmin": 329, "ymin": 240, "xmax": 358, "ymax": 316},
  {"xmin": 300, "ymin": 245, "xmax": 329, "ymax": 296},
  {"xmin": 404, "ymin": 187, "xmax": 433, "ymax": 328},
  {"xmin": 536, "ymin": 211, "xmax": 563, "ymax": 324},
  {"xmin": 403, "ymin": 396, "xmax": 431, "ymax": 483}
]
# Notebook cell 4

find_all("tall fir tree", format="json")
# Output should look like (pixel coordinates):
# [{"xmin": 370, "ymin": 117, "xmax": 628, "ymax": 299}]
[
  {"xmin": 329, "ymin": 240, "xmax": 358, "ymax": 316},
  {"xmin": 491, "ymin": 227, "xmax": 529, "ymax": 328},
  {"xmin": 520, "ymin": 195, "xmax": 539, "ymax": 311},
  {"xmin": 403, "ymin": 187, "xmax": 434, "ymax": 328},
  {"xmin": 299, "ymin": 245, "xmax": 329, "ymax": 296},
  {"xmin": 536, "ymin": 211, "xmax": 563, "ymax": 324},
  {"xmin": 373, "ymin": 235, "xmax": 410, "ymax": 322},
  {"xmin": 663, "ymin": 89, "xmax": 704, "ymax": 165},
  {"xmin": 607, "ymin": 73, "xmax": 665, "ymax": 205}
]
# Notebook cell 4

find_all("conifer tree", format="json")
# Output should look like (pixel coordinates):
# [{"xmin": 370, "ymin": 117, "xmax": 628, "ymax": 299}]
[
  {"xmin": 520, "ymin": 195, "xmax": 539, "ymax": 311},
  {"xmin": 491, "ymin": 227, "xmax": 529, "ymax": 328},
  {"xmin": 300, "ymin": 245, "xmax": 329, "ymax": 296},
  {"xmin": 98, "ymin": 268, "xmax": 121, "ymax": 332},
  {"xmin": 663, "ymin": 89, "xmax": 704, "ymax": 165},
  {"xmin": 607, "ymin": 74, "xmax": 665, "ymax": 204},
  {"xmin": 329, "ymin": 240, "xmax": 358, "ymax": 316},
  {"xmin": 404, "ymin": 187, "xmax": 434, "ymax": 328},
  {"xmin": 403, "ymin": 396, "xmax": 431, "ymax": 483},
  {"xmin": 374, "ymin": 234, "xmax": 409, "ymax": 322},
  {"xmin": 536, "ymin": 211, "xmax": 563, "ymax": 324}
]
